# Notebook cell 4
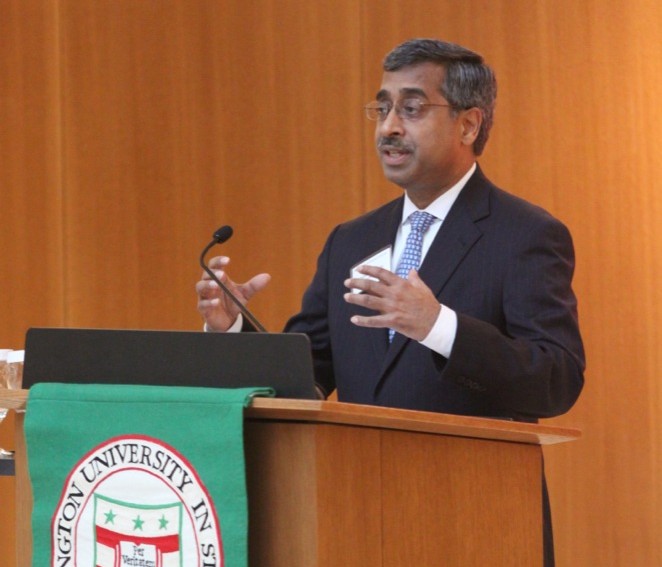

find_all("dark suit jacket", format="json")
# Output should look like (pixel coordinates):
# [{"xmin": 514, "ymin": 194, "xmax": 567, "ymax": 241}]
[{"xmin": 285, "ymin": 166, "xmax": 585, "ymax": 422}]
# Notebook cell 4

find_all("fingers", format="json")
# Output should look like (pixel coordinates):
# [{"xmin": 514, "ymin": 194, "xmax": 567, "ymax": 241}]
[
  {"xmin": 346, "ymin": 265, "xmax": 399, "ymax": 293},
  {"xmin": 195, "ymin": 254, "xmax": 271, "ymax": 322},
  {"xmin": 343, "ymin": 266, "xmax": 406, "ymax": 327},
  {"xmin": 343, "ymin": 267, "xmax": 439, "ymax": 340},
  {"xmin": 244, "ymin": 273, "xmax": 272, "ymax": 299},
  {"xmin": 343, "ymin": 265, "xmax": 406, "ymax": 302},
  {"xmin": 199, "ymin": 279, "xmax": 222, "ymax": 304},
  {"xmin": 358, "ymin": 265, "xmax": 399, "ymax": 283},
  {"xmin": 200, "ymin": 256, "xmax": 230, "ymax": 285},
  {"xmin": 196, "ymin": 267, "xmax": 228, "ymax": 307},
  {"xmin": 207, "ymin": 256, "xmax": 230, "ymax": 271},
  {"xmin": 344, "ymin": 291, "xmax": 398, "ymax": 330},
  {"xmin": 197, "ymin": 256, "xmax": 271, "ymax": 302},
  {"xmin": 196, "ymin": 276, "xmax": 223, "ymax": 321},
  {"xmin": 407, "ymin": 268, "xmax": 428, "ymax": 289}
]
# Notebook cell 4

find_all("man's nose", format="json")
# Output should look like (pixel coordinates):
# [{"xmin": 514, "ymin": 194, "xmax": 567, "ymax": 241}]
[{"xmin": 378, "ymin": 106, "xmax": 405, "ymax": 136}]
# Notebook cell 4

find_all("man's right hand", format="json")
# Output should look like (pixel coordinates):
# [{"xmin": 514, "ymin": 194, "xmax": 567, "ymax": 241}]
[{"xmin": 196, "ymin": 256, "xmax": 271, "ymax": 331}]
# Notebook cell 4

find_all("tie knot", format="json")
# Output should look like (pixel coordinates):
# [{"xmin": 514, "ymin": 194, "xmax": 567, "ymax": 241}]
[{"xmin": 409, "ymin": 211, "xmax": 436, "ymax": 234}]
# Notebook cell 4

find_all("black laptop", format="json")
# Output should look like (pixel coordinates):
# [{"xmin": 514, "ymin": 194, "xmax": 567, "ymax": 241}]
[{"xmin": 23, "ymin": 327, "xmax": 318, "ymax": 400}]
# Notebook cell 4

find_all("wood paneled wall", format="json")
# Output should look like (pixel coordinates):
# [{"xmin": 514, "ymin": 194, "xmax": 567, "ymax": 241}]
[{"xmin": 1, "ymin": 1, "xmax": 661, "ymax": 565}]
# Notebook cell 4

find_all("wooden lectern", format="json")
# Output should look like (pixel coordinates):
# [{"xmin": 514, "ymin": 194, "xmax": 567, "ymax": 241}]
[{"xmin": 3, "ymin": 389, "xmax": 580, "ymax": 567}]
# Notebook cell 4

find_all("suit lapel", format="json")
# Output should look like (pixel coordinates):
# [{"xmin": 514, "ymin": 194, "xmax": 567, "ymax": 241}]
[
  {"xmin": 364, "ymin": 199, "xmax": 404, "ymax": 361},
  {"xmin": 376, "ymin": 168, "xmax": 492, "ymax": 384}
]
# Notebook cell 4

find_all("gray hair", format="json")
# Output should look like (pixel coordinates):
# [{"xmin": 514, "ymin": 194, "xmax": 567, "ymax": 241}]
[{"xmin": 383, "ymin": 38, "xmax": 497, "ymax": 155}]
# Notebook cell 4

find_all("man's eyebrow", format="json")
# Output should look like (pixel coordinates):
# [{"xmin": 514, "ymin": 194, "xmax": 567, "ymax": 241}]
[
  {"xmin": 399, "ymin": 87, "xmax": 428, "ymax": 98},
  {"xmin": 375, "ymin": 87, "xmax": 429, "ymax": 100}
]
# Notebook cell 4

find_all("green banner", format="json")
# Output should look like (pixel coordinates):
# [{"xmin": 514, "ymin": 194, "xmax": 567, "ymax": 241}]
[{"xmin": 24, "ymin": 382, "xmax": 273, "ymax": 567}]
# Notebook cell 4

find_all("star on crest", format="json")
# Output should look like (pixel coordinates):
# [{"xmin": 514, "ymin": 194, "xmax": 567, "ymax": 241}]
[
  {"xmin": 133, "ymin": 515, "xmax": 145, "ymax": 530},
  {"xmin": 104, "ymin": 509, "xmax": 116, "ymax": 524}
]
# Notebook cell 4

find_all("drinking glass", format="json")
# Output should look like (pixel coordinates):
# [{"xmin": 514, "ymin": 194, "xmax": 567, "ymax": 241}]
[
  {"xmin": 6, "ymin": 350, "xmax": 24, "ymax": 391},
  {"xmin": 0, "ymin": 349, "xmax": 12, "ymax": 418},
  {"xmin": 0, "ymin": 349, "xmax": 12, "ymax": 457}
]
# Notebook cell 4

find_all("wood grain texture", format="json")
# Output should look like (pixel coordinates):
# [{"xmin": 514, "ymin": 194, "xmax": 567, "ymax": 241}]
[
  {"xmin": 0, "ymin": 0, "xmax": 63, "ymax": 342},
  {"xmin": 0, "ymin": 2, "xmax": 61, "ymax": 562},
  {"xmin": 57, "ymin": 0, "xmax": 365, "ymax": 331},
  {"xmin": 1, "ymin": 1, "xmax": 662, "ymax": 565},
  {"xmin": 245, "ymin": 421, "xmax": 320, "ymax": 566},
  {"xmin": 381, "ymin": 431, "xmax": 542, "ymax": 566},
  {"xmin": 0, "ymin": 389, "xmax": 582, "ymax": 444}
]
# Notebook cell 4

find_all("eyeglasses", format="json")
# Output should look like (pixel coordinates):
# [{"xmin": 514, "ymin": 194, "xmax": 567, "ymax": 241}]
[{"xmin": 364, "ymin": 98, "xmax": 452, "ymax": 121}]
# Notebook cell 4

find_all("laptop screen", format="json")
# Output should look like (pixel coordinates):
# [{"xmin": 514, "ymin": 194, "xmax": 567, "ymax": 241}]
[{"xmin": 23, "ymin": 327, "xmax": 318, "ymax": 400}]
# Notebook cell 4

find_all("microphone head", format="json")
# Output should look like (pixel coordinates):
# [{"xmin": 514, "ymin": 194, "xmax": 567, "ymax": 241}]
[{"xmin": 213, "ymin": 225, "xmax": 233, "ymax": 244}]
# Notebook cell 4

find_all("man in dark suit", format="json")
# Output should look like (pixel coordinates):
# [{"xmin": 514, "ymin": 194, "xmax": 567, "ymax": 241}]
[{"xmin": 197, "ymin": 39, "xmax": 584, "ymax": 567}]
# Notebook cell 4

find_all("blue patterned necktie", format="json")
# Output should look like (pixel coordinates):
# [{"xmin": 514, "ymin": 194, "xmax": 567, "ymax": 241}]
[{"xmin": 389, "ymin": 211, "xmax": 437, "ymax": 342}]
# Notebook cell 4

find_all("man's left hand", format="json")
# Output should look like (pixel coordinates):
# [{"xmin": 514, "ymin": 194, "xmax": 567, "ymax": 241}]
[{"xmin": 344, "ymin": 265, "xmax": 441, "ymax": 341}]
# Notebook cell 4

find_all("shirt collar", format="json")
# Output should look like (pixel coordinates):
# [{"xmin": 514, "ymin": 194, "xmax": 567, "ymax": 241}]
[{"xmin": 402, "ymin": 162, "xmax": 477, "ymax": 223}]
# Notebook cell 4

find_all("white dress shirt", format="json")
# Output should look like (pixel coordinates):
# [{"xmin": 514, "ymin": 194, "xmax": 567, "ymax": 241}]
[{"xmin": 394, "ymin": 162, "xmax": 476, "ymax": 358}]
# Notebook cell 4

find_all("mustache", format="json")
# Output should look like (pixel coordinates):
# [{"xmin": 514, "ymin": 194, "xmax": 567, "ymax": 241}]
[{"xmin": 377, "ymin": 137, "xmax": 412, "ymax": 151}]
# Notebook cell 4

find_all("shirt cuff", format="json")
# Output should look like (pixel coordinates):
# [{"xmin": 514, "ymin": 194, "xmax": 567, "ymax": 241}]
[
  {"xmin": 419, "ymin": 304, "xmax": 457, "ymax": 358},
  {"xmin": 203, "ymin": 314, "xmax": 244, "ymax": 333}
]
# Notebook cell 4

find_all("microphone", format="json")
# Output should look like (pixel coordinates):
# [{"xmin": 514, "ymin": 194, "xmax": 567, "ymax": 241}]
[{"xmin": 199, "ymin": 225, "xmax": 268, "ymax": 332}]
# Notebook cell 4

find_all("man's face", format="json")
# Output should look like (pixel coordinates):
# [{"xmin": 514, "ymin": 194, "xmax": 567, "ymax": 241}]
[{"xmin": 374, "ymin": 62, "xmax": 473, "ymax": 202}]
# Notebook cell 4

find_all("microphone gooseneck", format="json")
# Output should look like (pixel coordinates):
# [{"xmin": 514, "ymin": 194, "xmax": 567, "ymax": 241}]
[{"xmin": 199, "ymin": 225, "xmax": 267, "ymax": 333}]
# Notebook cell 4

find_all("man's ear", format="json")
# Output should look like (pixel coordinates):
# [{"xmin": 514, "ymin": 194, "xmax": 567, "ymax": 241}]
[{"xmin": 460, "ymin": 107, "xmax": 483, "ymax": 148}]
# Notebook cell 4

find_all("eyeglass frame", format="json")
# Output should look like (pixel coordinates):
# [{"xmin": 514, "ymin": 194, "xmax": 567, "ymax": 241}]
[{"xmin": 364, "ymin": 98, "xmax": 455, "ymax": 122}]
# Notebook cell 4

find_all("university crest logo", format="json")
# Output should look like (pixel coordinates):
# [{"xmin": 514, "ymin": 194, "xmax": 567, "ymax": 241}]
[{"xmin": 51, "ymin": 434, "xmax": 223, "ymax": 567}]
